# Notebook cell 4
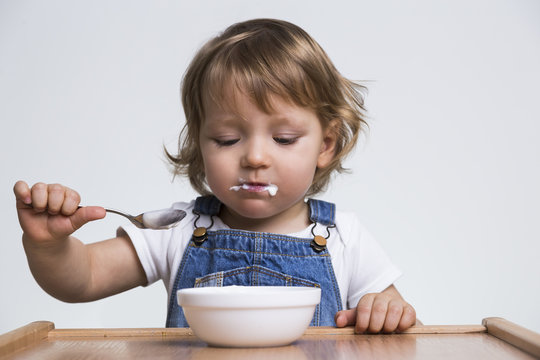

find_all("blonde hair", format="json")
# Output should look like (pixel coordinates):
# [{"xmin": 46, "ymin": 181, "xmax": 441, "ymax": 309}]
[{"xmin": 166, "ymin": 18, "xmax": 367, "ymax": 196}]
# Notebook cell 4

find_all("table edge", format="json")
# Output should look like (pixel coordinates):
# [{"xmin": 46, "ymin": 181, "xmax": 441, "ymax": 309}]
[
  {"xmin": 483, "ymin": 317, "xmax": 540, "ymax": 358},
  {"xmin": 2, "ymin": 318, "xmax": 538, "ymax": 358},
  {"xmin": 46, "ymin": 324, "xmax": 487, "ymax": 339}
]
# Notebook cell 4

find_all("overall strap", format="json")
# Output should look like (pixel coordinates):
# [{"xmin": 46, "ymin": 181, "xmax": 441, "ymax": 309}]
[
  {"xmin": 193, "ymin": 195, "xmax": 222, "ymax": 216},
  {"xmin": 307, "ymin": 199, "xmax": 336, "ymax": 226}
]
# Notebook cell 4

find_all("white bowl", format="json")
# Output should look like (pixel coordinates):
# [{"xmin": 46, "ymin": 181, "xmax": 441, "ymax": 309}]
[{"xmin": 177, "ymin": 286, "xmax": 321, "ymax": 347}]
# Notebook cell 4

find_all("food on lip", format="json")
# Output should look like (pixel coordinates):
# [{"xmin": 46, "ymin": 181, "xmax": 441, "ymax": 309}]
[
  {"xmin": 265, "ymin": 184, "xmax": 278, "ymax": 196},
  {"xmin": 229, "ymin": 182, "xmax": 278, "ymax": 196}
]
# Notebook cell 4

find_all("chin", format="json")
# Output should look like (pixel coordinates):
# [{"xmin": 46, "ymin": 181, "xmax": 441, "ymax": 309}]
[{"xmin": 229, "ymin": 198, "xmax": 279, "ymax": 219}]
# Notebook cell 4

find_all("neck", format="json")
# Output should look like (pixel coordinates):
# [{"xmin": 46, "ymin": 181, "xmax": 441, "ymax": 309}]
[{"xmin": 219, "ymin": 200, "xmax": 310, "ymax": 234}]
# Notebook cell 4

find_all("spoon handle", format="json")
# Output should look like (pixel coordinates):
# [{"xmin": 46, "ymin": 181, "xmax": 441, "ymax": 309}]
[{"xmin": 77, "ymin": 206, "xmax": 144, "ymax": 228}]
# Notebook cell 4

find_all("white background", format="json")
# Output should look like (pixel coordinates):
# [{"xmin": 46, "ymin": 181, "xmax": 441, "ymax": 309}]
[{"xmin": 1, "ymin": 0, "xmax": 539, "ymax": 334}]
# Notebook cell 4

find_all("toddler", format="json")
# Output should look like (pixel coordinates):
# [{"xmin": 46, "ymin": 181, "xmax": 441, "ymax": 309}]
[{"xmin": 14, "ymin": 18, "xmax": 416, "ymax": 333}]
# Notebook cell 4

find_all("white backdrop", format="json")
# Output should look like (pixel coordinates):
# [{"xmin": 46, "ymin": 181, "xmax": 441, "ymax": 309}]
[{"xmin": 1, "ymin": 0, "xmax": 539, "ymax": 334}]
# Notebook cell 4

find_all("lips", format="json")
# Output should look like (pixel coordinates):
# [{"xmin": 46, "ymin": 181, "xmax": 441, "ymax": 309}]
[
  {"xmin": 243, "ymin": 182, "xmax": 268, "ymax": 191},
  {"xmin": 229, "ymin": 183, "xmax": 267, "ymax": 192},
  {"xmin": 229, "ymin": 180, "xmax": 279, "ymax": 196}
]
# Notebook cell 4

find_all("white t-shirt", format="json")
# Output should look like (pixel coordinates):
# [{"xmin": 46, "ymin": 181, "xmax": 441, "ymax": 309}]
[{"xmin": 119, "ymin": 200, "xmax": 402, "ymax": 310}]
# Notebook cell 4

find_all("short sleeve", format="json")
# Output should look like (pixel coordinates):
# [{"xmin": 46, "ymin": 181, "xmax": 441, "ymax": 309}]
[
  {"xmin": 117, "ymin": 225, "xmax": 172, "ymax": 286},
  {"xmin": 115, "ymin": 201, "xmax": 196, "ymax": 290}
]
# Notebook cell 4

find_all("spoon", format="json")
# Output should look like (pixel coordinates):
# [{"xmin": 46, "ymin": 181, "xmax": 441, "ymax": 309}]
[
  {"xmin": 98, "ymin": 207, "xmax": 187, "ymax": 230},
  {"xmin": 25, "ymin": 203, "xmax": 186, "ymax": 230}
]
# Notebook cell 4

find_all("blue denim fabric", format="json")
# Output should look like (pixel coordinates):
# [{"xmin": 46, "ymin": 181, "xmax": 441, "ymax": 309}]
[{"xmin": 166, "ymin": 196, "xmax": 342, "ymax": 327}]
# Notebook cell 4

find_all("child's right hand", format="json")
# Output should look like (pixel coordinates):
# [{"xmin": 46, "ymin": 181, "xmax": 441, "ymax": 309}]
[
  {"xmin": 13, "ymin": 181, "xmax": 106, "ymax": 247},
  {"xmin": 14, "ymin": 181, "xmax": 145, "ymax": 302}
]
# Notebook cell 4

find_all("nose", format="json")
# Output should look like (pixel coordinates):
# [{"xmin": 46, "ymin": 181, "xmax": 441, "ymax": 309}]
[{"xmin": 240, "ymin": 137, "xmax": 271, "ymax": 168}]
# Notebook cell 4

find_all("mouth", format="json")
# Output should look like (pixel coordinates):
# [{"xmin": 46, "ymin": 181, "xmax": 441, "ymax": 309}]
[{"xmin": 229, "ymin": 180, "xmax": 279, "ymax": 196}]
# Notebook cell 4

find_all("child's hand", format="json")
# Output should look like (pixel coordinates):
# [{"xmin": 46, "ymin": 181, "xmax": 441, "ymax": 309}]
[
  {"xmin": 13, "ymin": 180, "xmax": 105, "ymax": 247},
  {"xmin": 335, "ymin": 285, "xmax": 416, "ymax": 333}
]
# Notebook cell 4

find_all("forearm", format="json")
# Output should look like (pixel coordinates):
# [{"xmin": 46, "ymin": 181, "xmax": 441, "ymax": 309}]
[
  {"xmin": 23, "ymin": 234, "xmax": 94, "ymax": 302},
  {"xmin": 23, "ymin": 233, "xmax": 147, "ymax": 302}
]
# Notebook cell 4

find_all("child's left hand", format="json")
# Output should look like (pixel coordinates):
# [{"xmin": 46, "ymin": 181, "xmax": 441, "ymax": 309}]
[{"xmin": 334, "ymin": 285, "xmax": 416, "ymax": 333}]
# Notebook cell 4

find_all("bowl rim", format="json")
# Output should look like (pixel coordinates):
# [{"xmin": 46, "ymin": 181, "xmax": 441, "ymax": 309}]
[{"xmin": 177, "ymin": 285, "xmax": 321, "ymax": 309}]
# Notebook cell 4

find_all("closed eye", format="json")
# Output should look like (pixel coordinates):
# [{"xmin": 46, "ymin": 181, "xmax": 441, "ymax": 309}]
[
  {"xmin": 273, "ymin": 137, "xmax": 298, "ymax": 145},
  {"xmin": 214, "ymin": 138, "xmax": 239, "ymax": 147}
]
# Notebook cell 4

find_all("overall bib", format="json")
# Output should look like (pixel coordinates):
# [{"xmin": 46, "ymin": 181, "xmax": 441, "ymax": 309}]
[{"xmin": 166, "ymin": 195, "xmax": 343, "ymax": 327}]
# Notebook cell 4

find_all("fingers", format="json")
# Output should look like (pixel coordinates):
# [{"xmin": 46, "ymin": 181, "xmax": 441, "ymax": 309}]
[
  {"xmin": 30, "ymin": 182, "xmax": 48, "ymax": 211},
  {"xmin": 365, "ymin": 294, "xmax": 389, "ymax": 333},
  {"xmin": 351, "ymin": 293, "xmax": 416, "ymax": 334},
  {"xmin": 355, "ymin": 293, "xmax": 375, "ymax": 333},
  {"xmin": 42, "ymin": 183, "xmax": 81, "ymax": 215},
  {"xmin": 14, "ymin": 181, "xmax": 82, "ymax": 216},
  {"xmin": 382, "ymin": 299, "xmax": 404, "ymax": 333},
  {"xmin": 397, "ymin": 304, "xmax": 417, "ymax": 332},
  {"xmin": 60, "ymin": 186, "xmax": 81, "ymax": 215},
  {"xmin": 69, "ymin": 206, "xmax": 106, "ymax": 231},
  {"xmin": 13, "ymin": 180, "xmax": 32, "ymax": 206},
  {"xmin": 14, "ymin": 181, "xmax": 106, "ymax": 244},
  {"xmin": 41, "ymin": 183, "xmax": 65, "ymax": 213},
  {"xmin": 334, "ymin": 309, "xmax": 356, "ymax": 328}
]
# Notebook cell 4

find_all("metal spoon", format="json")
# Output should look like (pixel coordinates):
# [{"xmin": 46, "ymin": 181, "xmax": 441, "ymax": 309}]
[
  {"xmin": 98, "ymin": 207, "xmax": 187, "ymax": 230},
  {"xmin": 26, "ymin": 203, "xmax": 186, "ymax": 230}
]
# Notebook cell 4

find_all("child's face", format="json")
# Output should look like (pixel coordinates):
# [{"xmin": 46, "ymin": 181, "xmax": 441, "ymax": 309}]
[{"xmin": 199, "ymin": 89, "xmax": 335, "ymax": 229}]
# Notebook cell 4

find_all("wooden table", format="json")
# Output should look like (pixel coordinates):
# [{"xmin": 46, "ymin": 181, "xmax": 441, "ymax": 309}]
[{"xmin": 1, "ymin": 318, "xmax": 539, "ymax": 359}]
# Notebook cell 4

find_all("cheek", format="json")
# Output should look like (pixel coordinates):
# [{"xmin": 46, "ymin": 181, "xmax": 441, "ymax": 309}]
[
  {"xmin": 202, "ymin": 153, "xmax": 222, "ymax": 175},
  {"xmin": 201, "ymin": 149, "xmax": 235, "ymax": 185},
  {"xmin": 277, "ymin": 147, "xmax": 320, "ymax": 183},
  {"xmin": 282, "ymin": 144, "xmax": 321, "ymax": 169},
  {"xmin": 200, "ymin": 147, "xmax": 217, "ymax": 175}
]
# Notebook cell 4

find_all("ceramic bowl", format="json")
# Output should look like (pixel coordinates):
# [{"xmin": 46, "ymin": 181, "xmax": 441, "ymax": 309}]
[{"xmin": 177, "ymin": 286, "xmax": 321, "ymax": 347}]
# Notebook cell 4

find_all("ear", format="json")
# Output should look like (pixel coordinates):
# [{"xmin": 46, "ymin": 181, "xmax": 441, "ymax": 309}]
[{"xmin": 317, "ymin": 121, "xmax": 338, "ymax": 168}]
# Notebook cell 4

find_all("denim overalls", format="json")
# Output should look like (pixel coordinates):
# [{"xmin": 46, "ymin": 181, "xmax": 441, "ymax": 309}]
[{"xmin": 166, "ymin": 195, "xmax": 343, "ymax": 327}]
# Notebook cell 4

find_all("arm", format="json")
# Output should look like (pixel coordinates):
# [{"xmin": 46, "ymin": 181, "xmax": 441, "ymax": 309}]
[
  {"xmin": 14, "ymin": 181, "xmax": 147, "ymax": 302},
  {"xmin": 335, "ymin": 285, "xmax": 417, "ymax": 333}
]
